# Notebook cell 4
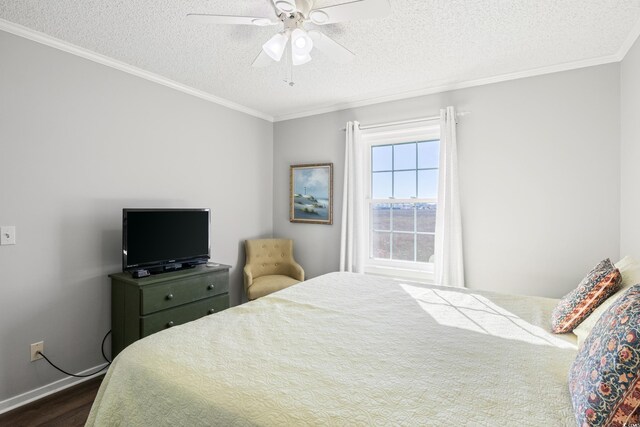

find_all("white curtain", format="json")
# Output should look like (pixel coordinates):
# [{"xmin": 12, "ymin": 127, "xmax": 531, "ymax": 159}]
[
  {"xmin": 339, "ymin": 121, "xmax": 366, "ymax": 273},
  {"xmin": 434, "ymin": 106, "xmax": 465, "ymax": 287}
]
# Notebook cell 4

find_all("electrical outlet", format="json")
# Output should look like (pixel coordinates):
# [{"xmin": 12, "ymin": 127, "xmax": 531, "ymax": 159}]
[
  {"xmin": 30, "ymin": 341, "xmax": 44, "ymax": 362},
  {"xmin": 0, "ymin": 226, "xmax": 16, "ymax": 245}
]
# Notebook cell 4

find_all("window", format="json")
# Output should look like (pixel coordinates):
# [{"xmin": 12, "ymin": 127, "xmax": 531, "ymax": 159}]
[{"xmin": 363, "ymin": 124, "xmax": 440, "ymax": 278}]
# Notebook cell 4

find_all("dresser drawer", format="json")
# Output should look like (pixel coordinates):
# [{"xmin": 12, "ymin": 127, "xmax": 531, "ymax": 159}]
[
  {"xmin": 140, "ymin": 271, "xmax": 229, "ymax": 315},
  {"xmin": 140, "ymin": 294, "xmax": 229, "ymax": 337}
]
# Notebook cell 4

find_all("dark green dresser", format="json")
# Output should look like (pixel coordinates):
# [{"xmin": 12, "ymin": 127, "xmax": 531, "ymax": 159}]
[{"xmin": 110, "ymin": 264, "xmax": 231, "ymax": 357}]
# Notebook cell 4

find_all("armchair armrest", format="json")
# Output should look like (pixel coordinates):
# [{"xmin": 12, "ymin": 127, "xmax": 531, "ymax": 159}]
[
  {"xmin": 243, "ymin": 264, "xmax": 254, "ymax": 292},
  {"xmin": 286, "ymin": 261, "xmax": 305, "ymax": 282}
]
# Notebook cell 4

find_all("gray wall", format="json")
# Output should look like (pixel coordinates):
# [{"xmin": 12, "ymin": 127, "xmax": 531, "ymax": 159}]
[
  {"xmin": 0, "ymin": 25, "xmax": 631, "ymax": 406},
  {"xmin": 0, "ymin": 31, "xmax": 273, "ymax": 401},
  {"xmin": 274, "ymin": 64, "xmax": 621, "ymax": 298},
  {"xmin": 620, "ymin": 37, "xmax": 640, "ymax": 257}
]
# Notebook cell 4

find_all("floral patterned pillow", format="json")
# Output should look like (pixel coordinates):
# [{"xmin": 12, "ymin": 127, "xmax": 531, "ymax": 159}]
[
  {"xmin": 551, "ymin": 258, "xmax": 621, "ymax": 333},
  {"xmin": 568, "ymin": 285, "xmax": 640, "ymax": 427}
]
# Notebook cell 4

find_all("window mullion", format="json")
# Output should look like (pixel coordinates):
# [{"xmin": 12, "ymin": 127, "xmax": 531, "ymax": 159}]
[
  {"xmin": 390, "ymin": 145, "xmax": 394, "ymax": 261},
  {"xmin": 415, "ymin": 142, "xmax": 419, "ymax": 199},
  {"xmin": 414, "ymin": 143, "xmax": 418, "ymax": 262},
  {"xmin": 413, "ymin": 204, "xmax": 417, "ymax": 262},
  {"xmin": 389, "ymin": 204, "xmax": 393, "ymax": 260},
  {"xmin": 391, "ymin": 145, "xmax": 395, "ymax": 199}
]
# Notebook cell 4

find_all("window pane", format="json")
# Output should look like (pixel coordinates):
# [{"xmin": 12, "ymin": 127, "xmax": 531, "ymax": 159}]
[
  {"xmin": 372, "ymin": 172, "xmax": 392, "ymax": 198},
  {"xmin": 392, "ymin": 204, "xmax": 414, "ymax": 232},
  {"xmin": 393, "ymin": 171, "xmax": 416, "ymax": 198},
  {"xmin": 416, "ymin": 203, "xmax": 437, "ymax": 233},
  {"xmin": 417, "ymin": 234, "xmax": 435, "ymax": 263},
  {"xmin": 418, "ymin": 140, "xmax": 440, "ymax": 169},
  {"xmin": 393, "ymin": 143, "xmax": 416, "ymax": 170},
  {"xmin": 372, "ymin": 231, "xmax": 390, "ymax": 259},
  {"xmin": 392, "ymin": 233, "xmax": 415, "ymax": 261},
  {"xmin": 417, "ymin": 170, "xmax": 438, "ymax": 198},
  {"xmin": 372, "ymin": 204, "xmax": 391, "ymax": 231},
  {"xmin": 372, "ymin": 145, "xmax": 392, "ymax": 172}
]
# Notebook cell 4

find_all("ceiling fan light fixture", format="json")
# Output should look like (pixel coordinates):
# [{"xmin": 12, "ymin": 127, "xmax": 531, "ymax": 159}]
[
  {"xmin": 274, "ymin": 0, "xmax": 296, "ymax": 13},
  {"xmin": 294, "ymin": 36, "xmax": 307, "ymax": 49},
  {"xmin": 262, "ymin": 32, "xmax": 289, "ymax": 61},
  {"xmin": 291, "ymin": 29, "xmax": 313, "ymax": 65},
  {"xmin": 309, "ymin": 10, "xmax": 329, "ymax": 24},
  {"xmin": 291, "ymin": 28, "xmax": 313, "ymax": 53},
  {"xmin": 292, "ymin": 52, "xmax": 312, "ymax": 66}
]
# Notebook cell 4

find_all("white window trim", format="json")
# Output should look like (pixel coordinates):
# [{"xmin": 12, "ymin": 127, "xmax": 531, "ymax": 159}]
[{"xmin": 361, "ymin": 122, "xmax": 441, "ymax": 283}]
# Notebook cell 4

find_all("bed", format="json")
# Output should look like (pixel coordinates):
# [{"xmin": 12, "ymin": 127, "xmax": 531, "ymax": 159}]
[{"xmin": 87, "ymin": 272, "xmax": 578, "ymax": 426}]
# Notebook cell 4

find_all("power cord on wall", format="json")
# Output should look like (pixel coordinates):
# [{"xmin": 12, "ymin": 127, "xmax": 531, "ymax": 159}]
[{"xmin": 37, "ymin": 330, "xmax": 112, "ymax": 378}]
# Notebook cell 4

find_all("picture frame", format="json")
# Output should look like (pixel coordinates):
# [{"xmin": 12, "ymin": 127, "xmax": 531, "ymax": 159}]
[{"xmin": 290, "ymin": 163, "xmax": 333, "ymax": 225}]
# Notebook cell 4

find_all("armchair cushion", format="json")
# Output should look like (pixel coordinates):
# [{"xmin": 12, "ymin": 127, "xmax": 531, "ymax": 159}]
[{"xmin": 247, "ymin": 275, "xmax": 301, "ymax": 300}]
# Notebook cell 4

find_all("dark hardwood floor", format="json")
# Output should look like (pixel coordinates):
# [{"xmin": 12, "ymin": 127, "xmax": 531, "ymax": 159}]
[{"xmin": 0, "ymin": 375, "xmax": 104, "ymax": 427}]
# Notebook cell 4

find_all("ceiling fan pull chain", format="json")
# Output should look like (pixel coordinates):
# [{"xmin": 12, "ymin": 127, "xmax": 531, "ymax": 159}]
[{"xmin": 289, "ymin": 55, "xmax": 295, "ymax": 86}]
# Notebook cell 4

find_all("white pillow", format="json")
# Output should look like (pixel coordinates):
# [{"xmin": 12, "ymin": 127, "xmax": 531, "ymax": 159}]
[
  {"xmin": 619, "ymin": 255, "xmax": 640, "ymax": 282},
  {"xmin": 573, "ymin": 256, "xmax": 640, "ymax": 347}
]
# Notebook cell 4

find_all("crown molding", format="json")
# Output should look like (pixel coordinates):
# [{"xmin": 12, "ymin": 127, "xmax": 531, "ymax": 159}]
[
  {"xmin": 273, "ymin": 52, "xmax": 625, "ymax": 122},
  {"xmin": 3, "ymin": 15, "xmax": 639, "ymax": 125},
  {"xmin": 0, "ymin": 19, "xmax": 274, "ymax": 123},
  {"xmin": 273, "ymin": 17, "xmax": 640, "ymax": 122},
  {"xmin": 617, "ymin": 15, "xmax": 640, "ymax": 61}
]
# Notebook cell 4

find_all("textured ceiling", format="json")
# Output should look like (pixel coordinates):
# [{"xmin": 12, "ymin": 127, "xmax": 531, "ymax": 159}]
[{"xmin": 1, "ymin": 0, "xmax": 640, "ymax": 120}]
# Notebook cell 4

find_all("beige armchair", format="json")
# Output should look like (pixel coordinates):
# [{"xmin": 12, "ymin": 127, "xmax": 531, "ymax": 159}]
[{"xmin": 244, "ymin": 239, "xmax": 304, "ymax": 300}]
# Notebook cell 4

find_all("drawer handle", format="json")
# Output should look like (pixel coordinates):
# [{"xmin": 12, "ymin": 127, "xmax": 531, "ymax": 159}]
[
  {"xmin": 166, "ymin": 293, "xmax": 174, "ymax": 300},
  {"xmin": 166, "ymin": 321, "xmax": 174, "ymax": 328},
  {"xmin": 207, "ymin": 284, "xmax": 215, "ymax": 290},
  {"xmin": 208, "ymin": 308, "xmax": 215, "ymax": 314}
]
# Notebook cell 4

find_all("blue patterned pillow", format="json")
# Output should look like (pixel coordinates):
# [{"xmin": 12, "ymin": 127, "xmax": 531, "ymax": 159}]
[
  {"xmin": 552, "ymin": 258, "xmax": 621, "ymax": 333},
  {"xmin": 568, "ymin": 285, "xmax": 640, "ymax": 427}
]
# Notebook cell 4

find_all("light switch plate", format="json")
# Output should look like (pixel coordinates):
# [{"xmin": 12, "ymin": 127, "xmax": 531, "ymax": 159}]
[{"xmin": 1, "ymin": 226, "xmax": 16, "ymax": 245}]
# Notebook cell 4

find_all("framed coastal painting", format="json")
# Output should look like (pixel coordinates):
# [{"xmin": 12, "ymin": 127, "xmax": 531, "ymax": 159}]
[{"xmin": 290, "ymin": 163, "xmax": 333, "ymax": 225}]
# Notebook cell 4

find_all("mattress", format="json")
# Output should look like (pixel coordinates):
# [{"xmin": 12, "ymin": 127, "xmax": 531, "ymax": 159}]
[{"xmin": 87, "ymin": 272, "xmax": 578, "ymax": 426}]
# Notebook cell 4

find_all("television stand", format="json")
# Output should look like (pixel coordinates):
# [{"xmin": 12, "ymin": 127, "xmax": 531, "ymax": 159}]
[
  {"xmin": 131, "ymin": 269, "xmax": 150, "ymax": 278},
  {"xmin": 156, "ymin": 262, "xmax": 205, "ymax": 274},
  {"xmin": 149, "ymin": 263, "xmax": 184, "ymax": 274},
  {"xmin": 132, "ymin": 263, "xmax": 200, "ymax": 278}
]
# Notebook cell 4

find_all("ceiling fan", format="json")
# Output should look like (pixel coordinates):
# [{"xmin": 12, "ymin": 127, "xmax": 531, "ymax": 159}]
[{"xmin": 187, "ymin": 0, "xmax": 391, "ymax": 67}]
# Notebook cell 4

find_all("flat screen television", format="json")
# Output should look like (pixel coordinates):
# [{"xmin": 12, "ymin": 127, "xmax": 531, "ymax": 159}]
[{"xmin": 122, "ymin": 208, "xmax": 210, "ymax": 273}]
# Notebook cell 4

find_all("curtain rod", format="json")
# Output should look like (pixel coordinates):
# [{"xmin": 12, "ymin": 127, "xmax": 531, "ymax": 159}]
[{"xmin": 340, "ymin": 111, "xmax": 470, "ymax": 131}]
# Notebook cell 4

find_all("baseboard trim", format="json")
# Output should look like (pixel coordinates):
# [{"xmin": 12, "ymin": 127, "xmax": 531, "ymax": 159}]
[{"xmin": 0, "ymin": 363, "xmax": 108, "ymax": 415}]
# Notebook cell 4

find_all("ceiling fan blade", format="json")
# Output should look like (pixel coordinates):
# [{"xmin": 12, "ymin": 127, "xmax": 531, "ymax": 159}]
[
  {"xmin": 186, "ymin": 14, "xmax": 278, "ymax": 26},
  {"xmin": 271, "ymin": 0, "xmax": 298, "ymax": 14},
  {"xmin": 308, "ymin": 31, "xmax": 355, "ymax": 64},
  {"xmin": 252, "ymin": 50, "xmax": 274, "ymax": 67},
  {"xmin": 308, "ymin": 0, "xmax": 391, "ymax": 25}
]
